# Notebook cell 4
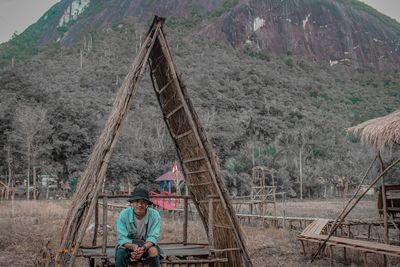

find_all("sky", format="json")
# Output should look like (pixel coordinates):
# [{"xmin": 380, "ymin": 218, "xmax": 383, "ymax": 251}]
[{"xmin": 0, "ymin": 0, "xmax": 399, "ymax": 44}]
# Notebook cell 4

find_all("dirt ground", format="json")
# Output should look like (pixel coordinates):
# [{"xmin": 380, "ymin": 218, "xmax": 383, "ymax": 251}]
[{"xmin": 0, "ymin": 198, "xmax": 397, "ymax": 267}]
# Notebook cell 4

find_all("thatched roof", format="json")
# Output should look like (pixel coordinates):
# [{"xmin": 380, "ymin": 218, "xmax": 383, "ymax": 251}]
[{"xmin": 347, "ymin": 110, "xmax": 400, "ymax": 150}]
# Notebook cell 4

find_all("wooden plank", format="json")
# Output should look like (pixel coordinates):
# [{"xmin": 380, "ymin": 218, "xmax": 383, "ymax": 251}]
[
  {"xmin": 183, "ymin": 156, "xmax": 206, "ymax": 164},
  {"xmin": 157, "ymin": 77, "xmax": 176, "ymax": 95},
  {"xmin": 186, "ymin": 182, "xmax": 213, "ymax": 187},
  {"xmin": 214, "ymin": 224, "xmax": 232, "ymax": 229},
  {"xmin": 298, "ymin": 234, "xmax": 400, "ymax": 256},
  {"xmin": 102, "ymin": 196, "xmax": 108, "ymax": 254},
  {"xmin": 183, "ymin": 198, "xmax": 188, "ymax": 245},
  {"xmin": 166, "ymin": 104, "xmax": 184, "ymax": 119},
  {"xmin": 186, "ymin": 170, "xmax": 208, "ymax": 175},
  {"xmin": 176, "ymin": 130, "xmax": 193, "ymax": 140}
]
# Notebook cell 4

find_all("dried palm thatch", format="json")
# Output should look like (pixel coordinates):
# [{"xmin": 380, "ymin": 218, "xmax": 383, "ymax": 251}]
[
  {"xmin": 347, "ymin": 110, "xmax": 400, "ymax": 150},
  {"xmin": 56, "ymin": 16, "xmax": 252, "ymax": 267},
  {"xmin": 55, "ymin": 19, "xmax": 162, "ymax": 266}
]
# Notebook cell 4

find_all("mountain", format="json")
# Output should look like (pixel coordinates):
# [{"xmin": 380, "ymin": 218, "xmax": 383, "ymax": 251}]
[
  {"xmin": 1, "ymin": 0, "xmax": 400, "ymax": 68},
  {"xmin": 200, "ymin": 0, "xmax": 400, "ymax": 68}
]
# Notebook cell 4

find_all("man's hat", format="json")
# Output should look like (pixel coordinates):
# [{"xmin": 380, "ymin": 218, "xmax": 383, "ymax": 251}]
[{"xmin": 128, "ymin": 187, "xmax": 152, "ymax": 204}]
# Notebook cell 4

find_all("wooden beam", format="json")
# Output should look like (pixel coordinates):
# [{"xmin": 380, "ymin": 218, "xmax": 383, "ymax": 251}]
[
  {"xmin": 102, "ymin": 196, "xmax": 108, "ymax": 254},
  {"xmin": 183, "ymin": 156, "xmax": 206, "ymax": 164},
  {"xmin": 208, "ymin": 197, "xmax": 214, "ymax": 248},
  {"xmin": 175, "ymin": 129, "xmax": 193, "ymax": 140},
  {"xmin": 157, "ymin": 77, "xmax": 175, "ymax": 95},
  {"xmin": 183, "ymin": 198, "xmax": 188, "ymax": 245}
]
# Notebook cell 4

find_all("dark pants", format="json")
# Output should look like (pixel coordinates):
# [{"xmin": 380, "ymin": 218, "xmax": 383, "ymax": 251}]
[{"xmin": 115, "ymin": 247, "xmax": 160, "ymax": 267}]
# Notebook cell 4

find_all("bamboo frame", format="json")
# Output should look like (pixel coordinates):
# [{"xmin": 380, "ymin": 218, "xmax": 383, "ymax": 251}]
[{"xmin": 56, "ymin": 16, "xmax": 251, "ymax": 267}]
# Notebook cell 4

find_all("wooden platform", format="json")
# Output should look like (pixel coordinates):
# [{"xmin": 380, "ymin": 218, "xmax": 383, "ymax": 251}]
[
  {"xmin": 78, "ymin": 243, "xmax": 228, "ymax": 267},
  {"xmin": 297, "ymin": 219, "xmax": 400, "ymax": 265}
]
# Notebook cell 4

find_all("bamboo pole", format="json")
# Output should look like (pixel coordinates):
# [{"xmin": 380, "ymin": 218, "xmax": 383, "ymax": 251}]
[
  {"xmin": 378, "ymin": 152, "xmax": 388, "ymax": 267},
  {"xmin": 378, "ymin": 152, "xmax": 389, "ymax": 244},
  {"xmin": 92, "ymin": 202, "xmax": 98, "ymax": 246}
]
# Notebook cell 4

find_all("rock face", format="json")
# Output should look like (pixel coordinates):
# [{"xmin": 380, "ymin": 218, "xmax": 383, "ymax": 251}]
[
  {"xmin": 39, "ymin": 0, "xmax": 226, "ymax": 45},
  {"xmin": 31, "ymin": 0, "xmax": 400, "ymax": 67},
  {"xmin": 199, "ymin": 0, "xmax": 400, "ymax": 68}
]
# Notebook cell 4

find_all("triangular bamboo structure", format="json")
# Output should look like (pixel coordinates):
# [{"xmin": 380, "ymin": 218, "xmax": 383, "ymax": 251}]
[{"xmin": 56, "ymin": 16, "xmax": 253, "ymax": 267}]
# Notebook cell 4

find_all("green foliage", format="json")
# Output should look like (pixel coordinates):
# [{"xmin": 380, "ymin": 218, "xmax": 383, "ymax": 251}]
[
  {"xmin": 347, "ymin": 133, "xmax": 359, "ymax": 143},
  {"xmin": 225, "ymin": 157, "xmax": 250, "ymax": 174},
  {"xmin": 349, "ymin": 95, "xmax": 362, "ymax": 104},
  {"xmin": 209, "ymin": 0, "xmax": 239, "ymax": 19},
  {"xmin": 309, "ymin": 91, "xmax": 331, "ymax": 101},
  {"xmin": 165, "ymin": 14, "xmax": 203, "ymax": 30},
  {"xmin": 365, "ymin": 79, "xmax": 378, "ymax": 88},
  {"xmin": 384, "ymin": 104, "xmax": 395, "ymax": 114},
  {"xmin": 285, "ymin": 58, "xmax": 294, "ymax": 68},
  {"xmin": 289, "ymin": 111, "xmax": 304, "ymax": 120},
  {"xmin": 383, "ymin": 79, "xmax": 397, "ymax": 88},
  {"xmin": 242, "ymin": 46, "xmax": 270, "ymax": 61}
]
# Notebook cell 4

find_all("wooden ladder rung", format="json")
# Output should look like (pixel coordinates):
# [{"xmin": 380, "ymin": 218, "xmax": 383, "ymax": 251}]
[
  {"xmin": 151, "ymin": 56, "xmax": 166, "ymax": 73},
  {"xmin": 183, "ymin": 156, "xmax": 206, "ymax": 164},
  {"xmin": 198, "ymin": 199, "xmax": 221, "ymax": 204},
  {"xmin": 186, "ymin": 182, "xmax": 213, "ymax": 186},
  {"xmin": 157, "ymin": 78, "xmax": 175, "ymax": 95},
  {"xmin": 187, "ymin": 169, "xmax": 208, "ymax": 175},
  {"xmin": 166, "ymin": 104, "xmax": 184, "ymax": 119},
  {"xmin": 214, "ymin": 224, "xmax": 232, "ymax": 229},
  {"xmin": 176, "ymin": 129, "xmax": 193, "ymax": 140},
  {"xmin": 211, "ymin": 248, "xmax": 240, "ymax": 252}
]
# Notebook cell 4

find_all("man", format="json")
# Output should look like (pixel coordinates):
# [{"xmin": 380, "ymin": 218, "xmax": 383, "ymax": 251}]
[{"xmin": 115, "ymin": 187, "xmax": 164, "ymax": 267}]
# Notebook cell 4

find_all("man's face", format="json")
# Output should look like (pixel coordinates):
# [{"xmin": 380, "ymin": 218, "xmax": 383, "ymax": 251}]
[{"xmin": 132, "ymin": 199, "xmax": 148, "ymax": 217}]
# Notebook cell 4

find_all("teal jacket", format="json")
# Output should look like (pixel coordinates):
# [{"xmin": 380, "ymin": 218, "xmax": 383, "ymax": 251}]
[{"xmin": 116, "ymin": 207, "xmax": 165, "ymax": 257}]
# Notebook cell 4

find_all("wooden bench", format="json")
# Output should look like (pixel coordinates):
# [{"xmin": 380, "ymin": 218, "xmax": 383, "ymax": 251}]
[
  {"xmin": 297, "ymin": 219, "xmax": 400, "ymax": 266},
  {"xmin": 79, "ymin": 243, "xmax": 228, "ymax": 267}
]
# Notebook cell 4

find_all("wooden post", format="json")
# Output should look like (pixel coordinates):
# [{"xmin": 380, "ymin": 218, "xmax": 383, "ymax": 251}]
[
  {"xmin": 367, "ymin": 225, "xmax": 371, "ymax": 240},
  {"xmin": 378, "ymin": 152, "xmax": 389, "ymax": 244},
  {"xmin": 300, "ymin": 240, "xmax": 306, "ymax": 256},
  {"xmin": 343, "ymin": 247, "xmax": 347, "ymax": 264},
  {"xmin": 299, "ymin": 149, "xmax": 303, "ymax": 200},
  {"xmin": 102, "ymin": 196, "xmax": 108, "ymax": 254},
  {"xmin": 33, "ymin": 167, "xmax": 37, "ymax": 200},
  {"xmin": 363, "ymin": 252, "xmax": 368, "ymax": 267},
  {"xmin": 183, "ymin": 198, "xmax": 188, "ymax": 245},
  {"xmin": 378, "ymin": 152, "xmax": 388, "ymax": 267},
  {"xmin": 208, "ymin": 197, "xmax": 214, "ymax": 248},
  {"xmin": 92, "ymin": 202, "xmax": 99, "ymax": 246}
]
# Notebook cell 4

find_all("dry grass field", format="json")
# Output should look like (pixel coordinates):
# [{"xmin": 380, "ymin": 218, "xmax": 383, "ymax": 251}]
[{"xmin": 0, "ymin": 198, "xmax": 396, "ymax": 267}]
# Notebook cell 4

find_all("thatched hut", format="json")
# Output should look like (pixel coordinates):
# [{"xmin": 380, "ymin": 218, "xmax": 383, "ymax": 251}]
[
  {"xmin": 347, "ymin": 109, "xmax": 400, "ymax": 247},
  {"xmin": 347, "ymin": 109, "xmax": 400, "ymax": 150}
]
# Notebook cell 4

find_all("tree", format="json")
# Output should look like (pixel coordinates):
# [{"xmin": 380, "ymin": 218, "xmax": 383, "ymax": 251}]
[{"xmin": 13, "ymin": 104, "xmax": 52, "ymax": 200}]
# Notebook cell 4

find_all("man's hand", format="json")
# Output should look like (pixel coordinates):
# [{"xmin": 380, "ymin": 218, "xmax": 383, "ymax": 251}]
[
  {"xmin": 130, "ymin": 246, "xmax": 145, "ymax": 260},
  {"xmin": 123, "ymin": 243, "xmax": 139, "ymax": 251}
]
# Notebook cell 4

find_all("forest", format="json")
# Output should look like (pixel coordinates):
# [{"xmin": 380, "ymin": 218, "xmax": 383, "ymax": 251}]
[{"xmin": 1, "ymin": 20, "xmax": 399, "ymax": 198}]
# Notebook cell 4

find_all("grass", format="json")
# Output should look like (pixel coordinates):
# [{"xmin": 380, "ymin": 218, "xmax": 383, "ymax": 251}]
[{"xmin": 0, "ymin": 199, "xmax": 398, "ymax": 266}]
